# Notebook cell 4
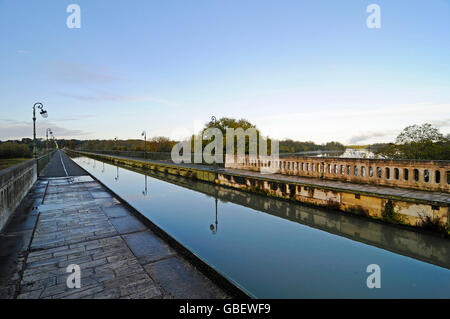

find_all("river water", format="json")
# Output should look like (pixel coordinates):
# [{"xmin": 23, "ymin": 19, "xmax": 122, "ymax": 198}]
[{"xmin": 71, "ymin": 155, "xmax": 449, "ymax": 298}]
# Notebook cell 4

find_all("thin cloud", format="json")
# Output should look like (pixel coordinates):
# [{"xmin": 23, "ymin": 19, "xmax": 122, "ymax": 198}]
[
  {"xmin": 0, "ymin": 119, "xmax": 89, "ymax": 141},
  {"xmin": 48, "ymin": 61, "xmax": 118, "ymax": 84},
  {"xmin": 51, "ymin": 114, "xmax": 96, "ymax": 122},
  {"xmin": 58, "ymin": 91, "xmax": 181, "ymax": 107},
  {"xmin": 429, "ymin": 118, "xmax": 450, "ymax": 128},
  {"xmin": 348, "ymin": 131, "xmax": 394, "ymax": 145},
  {"xmin": 16, "ymin": 50, "xmax": 29, "ymax": 54}
]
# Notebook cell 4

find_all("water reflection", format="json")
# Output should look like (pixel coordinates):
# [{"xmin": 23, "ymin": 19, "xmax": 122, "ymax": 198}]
[
  {"xmin": 143, "ymin": 175, "xmax": 148, "ymax": 196},
  {"xmin": 72, "ymin": 155, "xmax": 450, "ymax": 298},
  {"xmin": 210, "ymin": 190, "xmax": 219, "ymax": 235}
]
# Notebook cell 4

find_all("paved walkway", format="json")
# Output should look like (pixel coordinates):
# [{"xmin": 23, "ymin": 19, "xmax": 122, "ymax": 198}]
[{"xmin": 0, "ymin": 151, "xmax": 229, "ymax": 299}]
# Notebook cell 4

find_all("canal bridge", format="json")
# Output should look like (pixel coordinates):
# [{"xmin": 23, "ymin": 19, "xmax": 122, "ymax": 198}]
[
  {"xmin": 0, "ymin": 149, "xmax": 449, "ymax": 299},
  {"xmin": 64, "ymin": 150, "xmax": 450, "ymax": 229}
]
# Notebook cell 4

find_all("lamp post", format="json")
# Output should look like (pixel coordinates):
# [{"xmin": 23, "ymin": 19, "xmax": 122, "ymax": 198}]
[
  {"xmin": 141, "ymin": 131, "xmax": 147, "ymax": 159},
  {"xmin": 33, "ymin": 103, "xmax": 48, "ymax": 177},
  {"xmin": 209, "ymin": 116, "xmax": 218, "ymax": 169},
  {"xmin": 33, "ymin": 103, "xmax": 48, "ymax": 159},
  {"xmin": 49, "ymin": 131, "xmax": 59, "ymax": 149},
  {"xmin": 114, "ymin": 137, "xmax": 118, "ymax": 153},
  {"xmin": 46, "ymin": 128, "xmax": 52, "ymax": 154}
]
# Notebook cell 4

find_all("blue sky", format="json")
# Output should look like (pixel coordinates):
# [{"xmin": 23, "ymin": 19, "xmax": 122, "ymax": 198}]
[{"xmin": 1, "ymin": 0, "xmax": 449, "ymax": 144}]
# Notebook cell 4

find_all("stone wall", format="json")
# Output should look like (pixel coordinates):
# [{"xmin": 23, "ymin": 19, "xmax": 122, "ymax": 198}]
[
  {"xmin": 0, "ymin": 153, "xmax": 54, "ymax": 232},
  {"xmin": 225, "ymin": 155, "xmax": 450, "ymax": 192},
  {"xmin": 215, "ymin": 172, "xmax": 449, "ymax": 228}
]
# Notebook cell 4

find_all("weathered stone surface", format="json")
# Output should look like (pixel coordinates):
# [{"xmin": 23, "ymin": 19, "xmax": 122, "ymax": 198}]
[
  {"xmin": 0, "ymin": 166, "xmax": 229, "ymax": 299},
  {"xmin": 144, "ymin": 257, "xmax": 229, "ymax": 299},
  {"xmin": 123, "ymin": 231, "xmax": 176, "ymax": 264},
  {"xmin": 108, "ymin": 215, "xmax": 147, "ymax": 234}
]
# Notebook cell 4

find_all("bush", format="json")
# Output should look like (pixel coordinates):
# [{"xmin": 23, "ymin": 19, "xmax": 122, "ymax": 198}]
[
  {"xmin": 382, "ymin": 200, "xmax": 402, "ymax": 223},
  {"xmin": 417, "ymin": 213, "xmax": 448, "ymax": 234},
  {"xmin": 0, "ymin": 142, "xmax": 32, "ymax": 159}
]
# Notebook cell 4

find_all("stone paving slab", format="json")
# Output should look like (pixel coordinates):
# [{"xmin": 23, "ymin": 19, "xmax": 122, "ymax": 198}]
[{"xmin": 0, "ymin": 160, "xmax": 230, "ymax": 299}]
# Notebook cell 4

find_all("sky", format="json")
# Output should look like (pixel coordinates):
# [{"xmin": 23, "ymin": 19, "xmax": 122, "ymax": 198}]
[{"xmin": 0, "ymin": 0, "xmax": 449, "ymax": 145}]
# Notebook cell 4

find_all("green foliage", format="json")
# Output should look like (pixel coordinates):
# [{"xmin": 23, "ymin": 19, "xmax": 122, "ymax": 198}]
[
  {"xmin": 198, "ymin": 117, "xmax": 345, "ymax": 156},
  {"xmin": 279, "ymin": 139, "xmax": 345, "ymax": 154},
  {"xmin": 376, "ymin": 123, "xmax": 450, "ymax": 160},
  {"xmin": 198, "ymin": 117, "xmax": 264, "ymax": 155},
  {"xmin": 0, "ymin": 142, "xmax": 32, "ymax": 159},
  {"xmin": 79, "ymin": 137, "xmax": 176, "ymax": 153},
  {"xmin": 382, "ymin": 200, "xmax": 402, "ymax": 223},
  {"xmin": 202, "ymin": 117, "xmax": 258, "ymax": 135}
]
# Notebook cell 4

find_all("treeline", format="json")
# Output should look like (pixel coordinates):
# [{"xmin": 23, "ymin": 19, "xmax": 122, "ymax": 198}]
[
  {"xmin": 279, "ymin": 140, "xmax": 345, "ymax": 154},
  {"xmin": 70, "ymin": 117, "xmax": 346, "ymax": 155},
  {"xmin": 78, "ymin": 137, "xmax": 177, "ymax": 153},
  {"xmin": 0, "ymin": 142, "xmax": 32, "ymax": 159}
]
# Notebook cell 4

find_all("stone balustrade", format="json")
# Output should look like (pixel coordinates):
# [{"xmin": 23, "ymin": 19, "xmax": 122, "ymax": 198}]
[{"xmin": 225, "ymin": 155, "xmax": 450, "ymax": 193}]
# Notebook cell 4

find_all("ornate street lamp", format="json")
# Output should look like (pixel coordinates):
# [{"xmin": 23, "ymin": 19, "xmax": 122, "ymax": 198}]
[
  {"xmin": 209, "ymin": 116, "xmax": 218, "ymax": 168},
  {"xmin": 46, "ymin": 128, "xmax": 52, "ymax": 153},
  {"xmin": 33, "ymin": 103, "xmax": 48, "ymax": 159},
  {"xmin": 141, "ymin": 130, "xmax": 147, "ymax": 159},
  {"xmin": 33, "ymin": 103, "xmax": 48, "ymax": 177}
]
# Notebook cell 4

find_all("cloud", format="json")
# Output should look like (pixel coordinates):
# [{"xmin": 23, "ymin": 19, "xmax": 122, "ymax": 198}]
[
  {"xmin": 429, "ymin": 118, "xmax": 450, "ymax": 128},
  {"xmin": 48, "ymin": 61, "xmax": 117, "ymax": 84},
  {"xmin": 0, "ymin": 119, "xmax": 90, "ymax": 141},
  {"xmin": 16, "ymin": 50, "xmax": 29, "ymax": 54},
  {"xmin": 50, "ymin": 114, "xmax": 96, "ymax": 122},
  {"xmin": 347, "ymin": 131, "xmax": 395, "ymax": 145},
  {"xmin": 58, "ymin": 91, "xmax": 181, "ymax": 107}
]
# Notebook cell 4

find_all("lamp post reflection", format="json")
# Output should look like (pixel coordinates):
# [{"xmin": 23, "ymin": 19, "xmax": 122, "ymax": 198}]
[
  {"xmin": 210, "ymin": 188, "xmax": 219, "ymax": 235},
  {"xmin": 142, "ymin": 175, "xmax": 148, "ymax": 196},
  {"xmin": 115, "ymin": 166, "xmax": 119, "ymax": 181},
  {"xmin": 102, "ymin": 162, "xmax": 105, "ymax": 173}
]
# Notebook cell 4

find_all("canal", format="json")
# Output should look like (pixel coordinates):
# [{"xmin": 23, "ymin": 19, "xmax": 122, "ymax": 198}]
[{"xmin": 71, "ymin": 155, "xmax": 450, "ymax": 298}]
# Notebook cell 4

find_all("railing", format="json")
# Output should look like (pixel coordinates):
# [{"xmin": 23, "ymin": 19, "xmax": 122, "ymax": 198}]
[
  {"xmin": 225, "ymin": 155, "xmax": 450, "ymax": 193},
  {"xmin": 0, "ymin": 152, "xmax": 55, "ymax": 232},
  {"xmin": 76, "ymin": 149, "xmax": 225, "ymax": 167}
]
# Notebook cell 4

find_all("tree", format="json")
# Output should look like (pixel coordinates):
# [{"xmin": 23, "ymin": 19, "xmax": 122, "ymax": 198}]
[
  {"xmin": 376, "ymin": 123, "xmax": 449, "ymax": 160},
  {"xmin": 396, "ymin": 123, "xmax": 444, "ymax": 144},
  {"xmin": 0, "ymin": 142, "xmax": 32, "ymax": 159},
  {"xmin": 198, "ymin": 117, "xmax": 263, "ymax": 155}
]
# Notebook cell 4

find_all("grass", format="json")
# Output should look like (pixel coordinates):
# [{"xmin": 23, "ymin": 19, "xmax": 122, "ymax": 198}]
[{"xmin": 0, "ymin": 158, "xmax": 31, "ymax": 170}]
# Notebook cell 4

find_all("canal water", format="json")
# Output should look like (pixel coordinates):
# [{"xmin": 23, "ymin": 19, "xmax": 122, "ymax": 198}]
[{"xmin": 71, "ymin": 156, "xmax": 450, "ymax": 298}]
